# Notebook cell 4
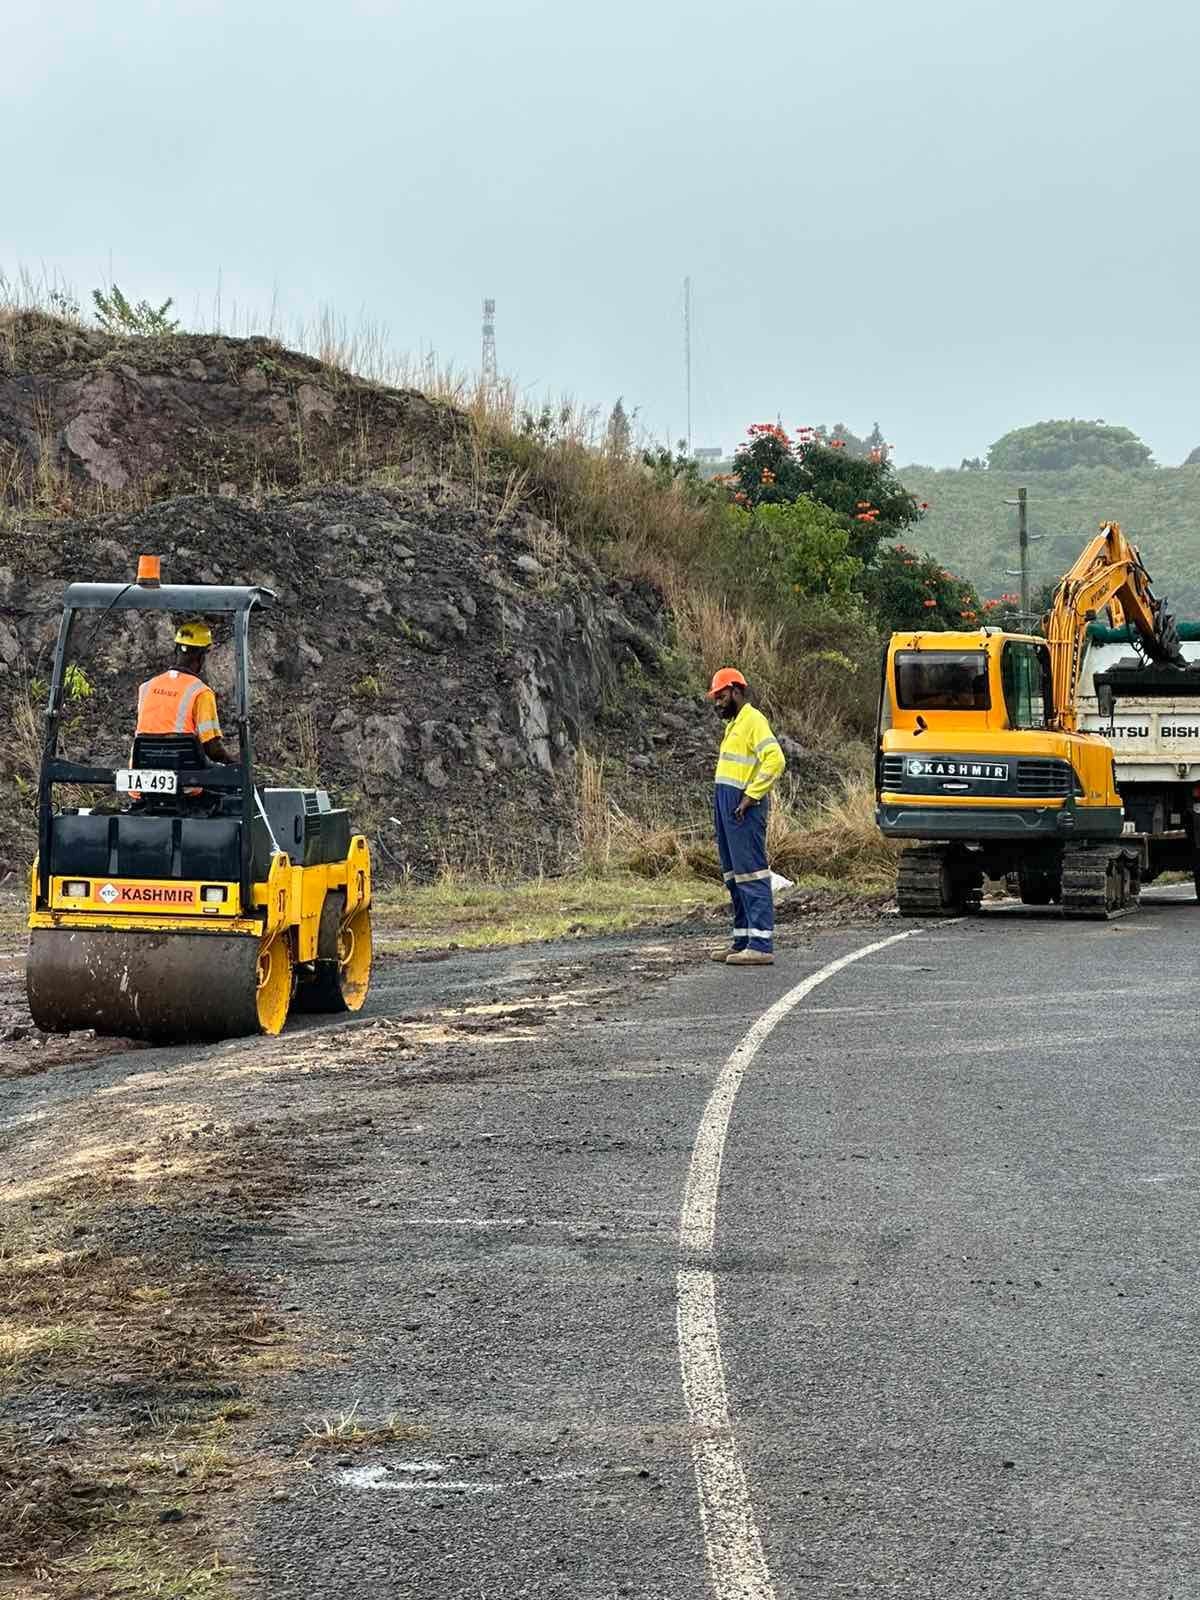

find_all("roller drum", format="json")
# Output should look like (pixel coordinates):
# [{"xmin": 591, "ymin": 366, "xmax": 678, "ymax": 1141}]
[{"xmin": 26, "ymin": 927, "xmax": 267, "ymax": 1042}]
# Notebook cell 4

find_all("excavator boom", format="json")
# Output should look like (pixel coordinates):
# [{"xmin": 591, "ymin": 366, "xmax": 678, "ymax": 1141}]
[{"xmin": 1045, "ymin": 521, "xmax": 1182, "ymax": 730}]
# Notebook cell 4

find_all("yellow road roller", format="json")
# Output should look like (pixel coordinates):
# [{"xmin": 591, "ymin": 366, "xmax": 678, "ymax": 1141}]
[{"xmin": 26, "ymin": 562, "xmax": 372, "ymax": 1040}]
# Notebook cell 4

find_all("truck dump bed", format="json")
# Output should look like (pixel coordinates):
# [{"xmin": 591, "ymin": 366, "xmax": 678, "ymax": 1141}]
[
  {"xmin": 1078, "ymin": 625, "xmax": 1200, "ymax": 783},
  {"xmin": 1078, "ymin": 624, "xmax": 1200, "ymax": 876}
]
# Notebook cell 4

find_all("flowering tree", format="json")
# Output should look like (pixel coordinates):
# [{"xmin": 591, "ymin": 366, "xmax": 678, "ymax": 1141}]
[
  {"xmin": 979, "ymin": 582, "xmax": 1056, "ymax": 631},
  {"xmin": 860, "ymin": 544, "xmax": 982, "ymax": 632},
  {"xmin": 729, "ymin": 424, "xmax": 925, "ymax": 564}
]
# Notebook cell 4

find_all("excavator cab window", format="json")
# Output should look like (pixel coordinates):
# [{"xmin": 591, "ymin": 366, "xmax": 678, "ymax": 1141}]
[
  {"xmin": 1001, "ymin": 641, "xmax": 1052, "ymax": 729},
  {"xmin": 895, "ymin": 651, "xmax": 990, "ymax": 711}
]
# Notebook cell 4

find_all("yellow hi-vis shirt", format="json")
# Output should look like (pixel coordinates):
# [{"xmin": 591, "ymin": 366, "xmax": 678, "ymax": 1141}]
[{"xmin": 714, "ymin": 704, "xmax": 786, "ymax": 800}]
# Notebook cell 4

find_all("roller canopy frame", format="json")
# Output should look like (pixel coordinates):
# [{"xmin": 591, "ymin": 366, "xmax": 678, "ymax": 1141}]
[{"xmin": 36, "ymin": 581, "xmax": 279, "ymax": 916}]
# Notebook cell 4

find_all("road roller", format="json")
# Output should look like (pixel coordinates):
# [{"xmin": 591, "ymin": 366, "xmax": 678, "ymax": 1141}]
[{"xmin": 26, "ymin": 561, "xmax": 372, "ymax": 1041}]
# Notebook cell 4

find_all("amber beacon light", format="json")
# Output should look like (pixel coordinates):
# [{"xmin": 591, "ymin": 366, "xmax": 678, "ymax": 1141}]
[{"xmin": 136, "ymin": 554, "xmax": 161, "ymax": 587}]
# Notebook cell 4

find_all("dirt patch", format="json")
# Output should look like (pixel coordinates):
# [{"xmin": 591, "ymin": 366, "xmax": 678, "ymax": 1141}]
[
  {"xmin": 0, "ymin": 1121, "xmax": 302, "ymax": 1592},
  {"xmin": 774, "ymin": 886, "xmax": 895, "ymax": 925},
  {"xmin": 0, "ymin": 1441, "xmax": 125, "ymax": 1571}
]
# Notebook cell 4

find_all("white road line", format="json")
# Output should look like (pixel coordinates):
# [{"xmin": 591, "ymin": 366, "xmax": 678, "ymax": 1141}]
[
  {"xmin": 338, "ymin": 1463, "xmax": 602, "ymax": 1493},
  {"xmin": 676, "ymin": 929, "xmax": 920, "ymax": 1600}
]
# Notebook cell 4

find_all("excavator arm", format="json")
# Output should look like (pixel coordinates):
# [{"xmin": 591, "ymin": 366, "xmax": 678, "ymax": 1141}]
[{"xmin": 1045, "ymin": 521, "xmax": 1182, "ymax": 730}]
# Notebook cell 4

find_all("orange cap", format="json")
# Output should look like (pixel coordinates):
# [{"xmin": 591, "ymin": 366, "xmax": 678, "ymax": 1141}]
[
  {"xmin": 707, "ymin": 667, "xmax": 747, "ymax": 698},
  {"xmin": 136, "ymin": 554, "xmax": 161, "ymax": 586}
]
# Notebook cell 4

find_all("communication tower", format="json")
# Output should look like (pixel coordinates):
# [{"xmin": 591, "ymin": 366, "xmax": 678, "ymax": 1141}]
[{"xmin": 481, "ymin": 297, "xmax": 497, "ymax": 386}]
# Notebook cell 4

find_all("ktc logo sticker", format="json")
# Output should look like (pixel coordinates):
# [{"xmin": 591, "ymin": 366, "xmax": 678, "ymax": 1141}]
[{"xmin": 98, "ymin": 883, "xmax": 119, "ymax": 905}]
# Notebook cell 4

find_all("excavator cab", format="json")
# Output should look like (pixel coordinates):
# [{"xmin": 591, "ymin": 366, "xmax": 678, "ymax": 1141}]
[
  {"xmin": 877, "ymin": 628, "xmax": 1132, "ymax": 917},
  {"xmin": 876, "ymin": 522, "xmax": 1196, "ymax": 920},
  {"xmin": 25, "ymin": 558, "xmax": 372, "ymax": 1040}
]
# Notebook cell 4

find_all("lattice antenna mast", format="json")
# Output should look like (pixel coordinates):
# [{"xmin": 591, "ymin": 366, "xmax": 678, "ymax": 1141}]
[
  {"xmin": 683, "ymin": 276, "xmax": 692, "ymax": 456},
  {"xmin": 481, "ymin": 297, "xmax": 497, "ymax": 387}
]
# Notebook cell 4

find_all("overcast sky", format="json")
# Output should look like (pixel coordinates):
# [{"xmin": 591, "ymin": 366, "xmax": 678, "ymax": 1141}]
[{"xmin": 5, "ymin": 0, "xmax": 1199, "ymax": 466}]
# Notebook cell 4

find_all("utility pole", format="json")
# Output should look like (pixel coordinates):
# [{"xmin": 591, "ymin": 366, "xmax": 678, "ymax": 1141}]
[
  {"xmin": 1003, "ymin": 486, "xmax": 1042, "ymax": 623},
  {"xmin": 481, "ymin": 298, "xmax": 497, "ymax": 388},
  {"xmin": 1017, "ymin": 485, "xmax": 1029, "ymax": 614},
  {"xmin": 683, "ymin": 276, "xmax": 692, "ymax": 457}
]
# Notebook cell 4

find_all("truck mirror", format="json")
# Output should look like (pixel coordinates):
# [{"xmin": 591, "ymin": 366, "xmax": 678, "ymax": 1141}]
[{"xmin": 1097, "ymin": 683, "xmax": 1115, "ymax": 720}]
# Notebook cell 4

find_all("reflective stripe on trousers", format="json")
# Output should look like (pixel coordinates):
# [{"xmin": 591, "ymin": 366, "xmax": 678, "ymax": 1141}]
[{"xmin": 713, "ymin": 785, "xmax": 773, "ymax": 952}]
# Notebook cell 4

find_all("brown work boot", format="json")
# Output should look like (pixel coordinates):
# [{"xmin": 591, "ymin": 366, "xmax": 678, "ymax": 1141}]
[
  {"xmin": 709, "ymin": 948, "xmax": 735, "ymax": 962},
  {"xmin": 726, "ymin": 950, "xmax": 775, "ymax": 966}
]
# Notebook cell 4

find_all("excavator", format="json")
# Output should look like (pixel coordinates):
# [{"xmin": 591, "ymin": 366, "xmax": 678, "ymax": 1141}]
[
  {"xmin": 875, "ymin": 522, "xmax": 1193, "ymax": 917},
  {"xmin": 25, "ymin": 556, "xmax": 373, "ymax": 1040}
]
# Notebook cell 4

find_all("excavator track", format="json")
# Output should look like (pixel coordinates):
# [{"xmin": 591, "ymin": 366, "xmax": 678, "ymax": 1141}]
[
  {"xmin": 896, "ymin": 844, "xmax": 982, "ymax": 917},
  {"xmin": 1060, "ymin": 844, "xmax": 1140, "ymax": 920}
]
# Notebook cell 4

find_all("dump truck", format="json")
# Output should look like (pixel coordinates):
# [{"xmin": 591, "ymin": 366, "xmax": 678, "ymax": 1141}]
[
  {"xmin": 1078, "ymin": 620, "xmax": 1200, "ymax": 896},
  {"xmin": 25, "ymin": 558, "xmax": 373, "ymax": 1040},
  {"xmin": 875, "ymin": 522, "xmax": 1197, "ymax": 917}
]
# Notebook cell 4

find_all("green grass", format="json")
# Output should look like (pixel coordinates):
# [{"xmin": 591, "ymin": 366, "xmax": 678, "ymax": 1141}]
[{"xmin": 374, "ymin": 870, "xmax": 724, "ymax": 951}]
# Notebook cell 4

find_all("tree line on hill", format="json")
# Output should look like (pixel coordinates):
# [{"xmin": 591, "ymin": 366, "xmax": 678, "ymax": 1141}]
[{"xmin": 631, "ymin": 410, "xmax": 1200, "ymax": 644}]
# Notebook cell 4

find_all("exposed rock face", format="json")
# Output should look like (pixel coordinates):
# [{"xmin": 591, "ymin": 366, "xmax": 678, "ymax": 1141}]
[
  {"xmin": 0, "ymin": 315, "xmax": 461, "ymax": 499},
  {"xmin": 0, "ymin": 321, "xmax": 841, "ymax": 881},
  {"xmin": 0, "ymin": 479, "xmax": 672, "ymax": 876}
]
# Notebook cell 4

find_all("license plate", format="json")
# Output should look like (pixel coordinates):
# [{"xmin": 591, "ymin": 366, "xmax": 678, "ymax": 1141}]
[
  {"xmin": 115, "ymin": 768, "xmax": 178, "ymax": 794},
  {"xmin": 904, "ymin": 758, "xmax": 1008, "ymax": 781}
]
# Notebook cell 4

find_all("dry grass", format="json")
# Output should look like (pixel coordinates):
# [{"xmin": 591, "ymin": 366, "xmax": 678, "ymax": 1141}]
[
  {"xmin": 302, "ymin": 1404, "xmax": 430, "ymax": 1449},
  {"xmin": 574, "ymin": 745, "xmax": 890, "ymax": 887},
  {"xmin": 1, "ymin": 267, "xmax": 881, "ymax": 763},
  {"xmin": 0, "ymin": 671, "xmax": 43, "ymax": 792},
  {"xmin": 59, "ymin": 1533, "xmax": 229, "ymax": 1598},
  {"xmin": 613, "ymin": 773, "xmax": 899, "ymax": 888}
]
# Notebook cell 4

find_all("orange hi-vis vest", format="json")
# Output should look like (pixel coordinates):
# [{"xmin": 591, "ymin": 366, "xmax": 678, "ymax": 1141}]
[{"xmin": 136, "ymin": 671, "xmax": 222, "ymax": 742}]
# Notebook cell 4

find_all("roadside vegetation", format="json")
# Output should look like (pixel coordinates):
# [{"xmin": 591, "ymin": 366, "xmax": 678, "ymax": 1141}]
[
  {"xmin": 371, "ymin": 761, "xmax": 896, "ymax": 953},
  {"xmin": 1, "ymin": 263, "xmax": 939, "ymax": 905}
]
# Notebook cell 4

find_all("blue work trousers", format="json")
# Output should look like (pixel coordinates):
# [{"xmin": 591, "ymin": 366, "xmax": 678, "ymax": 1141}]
[{"xmin": 713, "ymin": 785, "xmax": 773, "ymax": 953}]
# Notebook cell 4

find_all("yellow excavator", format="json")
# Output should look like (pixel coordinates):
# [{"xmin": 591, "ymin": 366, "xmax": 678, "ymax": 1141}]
[
  {"xmin": 875, "ymin": 522, "xmax": 1190, "ymax": 917},
  {"xmin": 25, "ymin": 557, "xmax": 373, "ymax": 1039}
]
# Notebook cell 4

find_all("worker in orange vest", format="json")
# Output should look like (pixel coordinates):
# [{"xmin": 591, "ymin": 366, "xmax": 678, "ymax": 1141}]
[{"xmin": 136, "ymin": 621, "xmax": 236, "ymax": 764}]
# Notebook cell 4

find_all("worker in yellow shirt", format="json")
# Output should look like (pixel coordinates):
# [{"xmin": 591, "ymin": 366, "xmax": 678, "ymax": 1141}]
[
  {"xmin": 135, "ymin": 621, "xmax": 236, "ymax": 764},
  {"xmin": 707, "ymin": 668, "xmax": 786, "ymax": 965}
]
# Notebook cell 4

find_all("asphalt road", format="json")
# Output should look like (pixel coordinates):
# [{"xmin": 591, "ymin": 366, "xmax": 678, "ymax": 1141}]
[
  {"xmin": 240, "ymin": 889, "xmax": 1200, "ymax": 1599},
  {"xmin": 7, "ymin": 894, "xmax": 1199, "ymax": 1598}
]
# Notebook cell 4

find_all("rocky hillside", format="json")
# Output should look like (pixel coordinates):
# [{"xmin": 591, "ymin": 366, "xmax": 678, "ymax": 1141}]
[
  {"xmin": 0, "ymin": 317, "xmax": 828, "ymax": 880},
  {"xmin": 0, "ymin": 312, "xmax": 462, "ymax": 502}
]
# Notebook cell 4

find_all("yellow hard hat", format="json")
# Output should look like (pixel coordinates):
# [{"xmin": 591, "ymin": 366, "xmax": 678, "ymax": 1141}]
[{"xmin": 174, "ymin": 620, "xmax": 213, "ymax": 649}]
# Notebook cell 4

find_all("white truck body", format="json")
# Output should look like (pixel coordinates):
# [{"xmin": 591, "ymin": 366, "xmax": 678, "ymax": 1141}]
[
  {"xmin": 1078, "ymin": 636, "xmax": 1200, "ymax": 871},
  {"xmin": 1078, "ymin": 639, "xmax": 1200, "ymax": 785}
]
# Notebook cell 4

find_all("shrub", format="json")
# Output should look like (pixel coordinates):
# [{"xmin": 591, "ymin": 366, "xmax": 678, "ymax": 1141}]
[
  {"xmin": 861, "ymin": 544, "xmax": 982, "ymax": 631},
  {"xmin": 91, "ymin": 284, "xmax": 180, "ymax": 337},
  {"xmin": 729, "ymin": 423, "xmax": 925, "ymax": 564}
]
